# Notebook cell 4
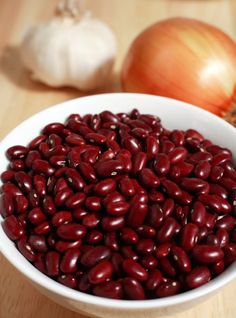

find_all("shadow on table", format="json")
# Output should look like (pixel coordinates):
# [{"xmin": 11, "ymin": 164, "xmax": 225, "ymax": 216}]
[{"xmin": 0, "ymin": 45, "xmax": 121, "ymax": 94}]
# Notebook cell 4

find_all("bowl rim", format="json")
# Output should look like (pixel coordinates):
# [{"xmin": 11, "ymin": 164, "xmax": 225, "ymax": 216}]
[{"xmin": 0, "ymin": 92, "xmax": 236, "ymax": 310}]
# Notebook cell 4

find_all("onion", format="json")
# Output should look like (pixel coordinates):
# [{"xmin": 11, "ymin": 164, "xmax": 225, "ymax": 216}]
[{"xmin": 121, "ymin": 18, "xmax": 236, "ymax": 116}]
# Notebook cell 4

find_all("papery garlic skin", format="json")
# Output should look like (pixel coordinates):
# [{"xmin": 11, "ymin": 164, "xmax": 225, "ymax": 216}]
[{"xmin": 20, "ymin": 14, "xmax": 117, "ymax": 90}]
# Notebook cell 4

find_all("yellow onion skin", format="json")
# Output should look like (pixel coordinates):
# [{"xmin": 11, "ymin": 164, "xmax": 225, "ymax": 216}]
[{"xmin": 121, "ymin": 18, "xmax": 236, "ymax": 116}]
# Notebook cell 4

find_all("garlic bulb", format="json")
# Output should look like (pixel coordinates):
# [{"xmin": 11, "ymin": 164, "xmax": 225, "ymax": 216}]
[{"xmin": 20, "ymin": 12, "xmax": 117, "ymax": 91}]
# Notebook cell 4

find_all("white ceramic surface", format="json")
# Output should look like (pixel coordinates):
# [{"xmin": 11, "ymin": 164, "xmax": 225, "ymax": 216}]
[{"xmin": 0, "ymin": 93, "xmax": 236, "ymax": 318}]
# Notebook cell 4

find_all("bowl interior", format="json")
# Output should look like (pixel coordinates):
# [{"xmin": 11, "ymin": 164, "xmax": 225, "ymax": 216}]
[{"xmin": 0, "ymin": 93, "xmax": 236, "ymax": 309}]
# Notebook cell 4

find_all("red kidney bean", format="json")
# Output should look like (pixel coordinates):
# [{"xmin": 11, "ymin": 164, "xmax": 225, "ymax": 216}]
[
  {"xmin": 88, "ymin": 260, "xmax": 113, "ymax": 284},
  {"xmin": 6, "ymin": 145, "xmax": 28, "ymax": 160},
  {"xmin": 141, "ymin": 255, "xmax": 158, "ymax": 270},
  {"xmin": 81, "ymin": 147, "xmax": 100, "ymax": 165},
  {"xmin": 42, "ymin": 123, "xmax": 65, "ymax": 135},
  {"xmin": 65, "ymin": 192, "xmax": 86, "ymax": 209},
  {"xmin": 132, "ymin": 152, "xmax": 147, "ymax": 174},
  {"xmin": 2, "ymin": 183, "xmax": 23, "ymax": 196},
  {"xmin": 153, "ymin": 153, "xmax": 170, "ymax": 176},
  {"xmin": 156, "ymin": 280, "xmax": 180, "ymax": 298},
  {"xmin": 14, "ymin": 195, "xmax": 28, "ymax": 214},
  {"xmin": 210, "ymin": 165, "xmax": 224, "ymax": 182},
  {"xmin": 120, "ymin": 228, "xmax": 138, "ymax": 245},
  {"xmin": 159, "ymin": 258, "xmax": 177, "ymax": 277},
  {"xmin": 10, "ymin": 159, "xmax": 25, "ymax": 171},
  {"xmin": 105, "ymin": 232, "xmax": 119, "ymax": 251},
  {"xmin": 216, "ymin": 229, "xmax": 229, "ymax": 248},
  {"xmin": 28, "ymin": 135, "xmax": 47, "ymax": 149},
  {"xmin": 161, "ymin": 139, "xmax": 175, "ymax": 154},
  {"xmin": 122, "ymin": 135, "xmax": 141, "ymax": 155},
  {"xmin": 51, "ymin": 211, "xmax": 72, "ymax": 227},
  {"xmin": 95, "ymin": 159, "xmax": 124, "ymax": 177},
  {"xmin": 103, "ymin": 191, "xmax": 125, "ymax": 207},
  {"xmin": 15, "ymin": 171, "xmax": 32, "ymax": 194},
  {"xmin": 1, "ymin": 170, "xmax": 15, "ymax": 182},
  {"xmin": 127, "ymin": 201, "xmax": 148, "ymax": 228},
  {"xmin": 34, "ymin": 221, "xmax": 51, "ymax": 235},
  {"xmin": 216, "ymin": 215, "xmax": 235, "ymax": 232},
  {"xmin": 139, "ymin": 168, "xmax": 160, "ymax": 188},
  {"xmin": 175, "ymin": 161, "xmax": 194, "ymax": 177},
  {"xmin": 57, "ymin": 223, "xmax": 87, "ymax": 240},
  {"xmin": 206, "ymin": 234, "xmax": 220, "ymax": 246},
  {"xmin": 93, "ymin": 281, "xmax": 123, "ymax": 299},
  {"xmin": 34, "ymin": 253, "xmax": 47, "ymax": 274},
  {"xmin": 155, "ymin": 243, "xmax": 172, "ymax": 258},
  {"xmin": 111, "ymin": 253, "xmax": 124, "ymax": 276},
  {"xmin": 121, "ymin": 246, "xmax": 138, "ymax": 261},
  {"xmin": 145, "ymin": 135, "xmax": 159, "ymax": 159},
  {"xmin": 156, "ymin": 217, "xmax": 178, "ymax": 243},
  {"xmin": 94, "ymin": 179, "xmax": 116, "ymax": 196},
  {"xmin": 0, "ymin": 193, "xmax": 14, "ymax": 217},
  {"xmin": 211, "ymin": 260, "xmax": 225, "ymax": 275},
  {"xmin": 55, "ymin": 188, "xmax": 73, "ymax": 207},
  {"xmin": 86, "ymin": 230, "xmax": 103, "ymax": 245},
  {"xmin": 49, "ymin": 155, "xmax": 66, "ymax": 168},
  {"xmin": 65, "ymin": 133, "xmax": 85, "ymax": 146},
  {"xmin": 191, "ymin": 201, "xmax": 206, "ymax": 227},
  {"xmin": 106, "ymin": 139, "xmax": 121, "ymax": 155},
  {"xmin": 28, "ymin": 207, "xmax": 46, "ymax": 225},
  {"xmin": 46, "ymin": 251, "xmax": 60, "ymax": 276},
  {"xmin": 122, "ymin": 259, "xmax": 148, "ymax": 282},
  {"xmin": 82, "ymin": 213, "xmax": 100, "ymax": 228},
  {"xmin": 192, "ymin": 245, "xmax": 224, "ymax": 263},
  {"xmin": 39, "ymin": 142, "xmax": 50, "ymax": 157},
  {"xmin": 65, "ymin": 168, "xmax": 86, "ymax": 191},
  {"xmin": 181, "ymin": 178, "xmax": 208, "ymax": 194},
  {"xmin": 194, "ymin": 160, "xmax": 211, "ymax": 180},
  {"xmin": 185, "ymin": 266, "xmax": 211, "ymax": 289},
  {"xmin": 102, "ymin": 216, "xmax": 125, "ymax": 231},
  {"xmin": 186, "ymin": 129, "xmax": 204, "ymax": 141},
  {"xmin": 78, "ymin": 273, "xmax": 92, "ymax": 292},
  {"xmin": 170, "ymin": 130, "xmax": 185, "ymax": 146},
  {"xmin": 123, "ymin": 277, "xmax": 146, "ymax": 300},
  {"xmin": 171, "ymin": 246, "xmax": 191, "ymax": 273},
  {"xmin": 106, "ymin": 201, "xmax": 130, "ymax": 216},
  {"xmin": 149, "ymin": 190, "xmax": 165, "ymax": 203},
  {"xmin": 146, "ymin": 204, "xmax": 164, "ymax": 228},
  {"xmin": 181, "ymin": 223, "xmax": 199, "ymax": 252},
  {"xmin": 60, "ymin": 249, "xmax": 81, "ymax": 273},
  {"xmin": 146, "ymin": 269, "xmax": 163, "ymax": 290},
  {"xmin": 224, "ymin": 243, "xmax": 236, "ymax": 265},
  {"xmin": 78, "ymin": 162, "xmax": 97, "ymax": 183},
  {"xmin": 100, "ymin": 110, "xmax": 119, "ymax": 123},
  {"xmin": 48, "ymin": 133, "xmax": 62, "ymax": 147},
  {"xmin": 85, "ymin": 196, "xmax": 101, "ymax": 211},
  {"xmin": 55, "ymin": 240, "xmax": 81, "ymax": 253},
  {"xmin": 28, "ymin": 235, "xmax": 47, "ymax": 252},
  {"xmin": 188, "ymin": 151, "xmax": 212, "ymax": 165},
  {"xmin": 131, "ymin": 127, "xmax": 148, "ymax": 139},
  {"xmin": 43, "ymin": 196, "xmax": 56, "ymax": 215},
  {"xmin": 168, "ymin": 147, "xmax": 187, "ymax": 165},
  {"xmin": 57, "ymin": 274, "xmax": 78, "ymax": 289},
  {"xmin": 219, "ymin": 177, "xmax": 236, "ymax": 191},
  {"xmin": 209, "ymin": 183, "xmax": 228, "ymax": 199},
  {"xmin": 33, "ymin": 175, "xmax": 46, "ymax": 197},
  {"xmin": 211, "ymin": 152, "xmax": 232, "ymax": 167},
  {"xmin": 32, "ymin": 159, "xmax": 55, "ymax": 176},
  {"xmin": 161, "ymin": 179, "xmax": 182, "ymax": 199},
  {"xmin": 137, "ymin": 225, "xmax": 156, "ymax": 238},
  {"xmin": 136, "ymin": 239, "xmax": 155, "ymax": 255},
  {"xmin": 116, "ymin": 152, "xmax": 132, "ymax": 173},
  {"xmin": 2, "ymin": 215, "xmax": 25, "ymax": 240},
  {"xmin": 17, "ymin": 236, "xmax": 36, "ymax": 262},
  {"xmin": 198, "ymin": 194, "xmax": 231, "ymax": 214},
  {"xmin": 119, "ymin": 176, "xmax": 135, "ymax": 197}
]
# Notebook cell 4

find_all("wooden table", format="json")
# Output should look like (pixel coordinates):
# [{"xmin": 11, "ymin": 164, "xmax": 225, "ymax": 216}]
[{"xmin": 0, "ymin": 0, "xmax": 236, "ymax": 317}]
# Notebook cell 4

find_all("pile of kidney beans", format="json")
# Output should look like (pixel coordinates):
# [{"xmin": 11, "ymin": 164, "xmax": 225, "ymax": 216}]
[{"xmin": 1, "ymin": 109, "xmax": 236, "ymax": 300}]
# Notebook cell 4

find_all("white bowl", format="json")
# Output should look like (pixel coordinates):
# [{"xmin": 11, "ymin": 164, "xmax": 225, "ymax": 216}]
[{"xmin": 0, "ymin": 93, "xmax": 236, "ymax": 318}]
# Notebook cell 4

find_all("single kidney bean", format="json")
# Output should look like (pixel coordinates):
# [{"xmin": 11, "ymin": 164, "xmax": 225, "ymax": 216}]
[
  {"xmin": 185, "ymin": 129, "xmax": 204, "ymax": 141},
  {"xmin": 146, "ymin": 135, "xmax": 159, "ymax": 159},
  {"xmin": 73, "ymin": 207, "xmax": 88, "ymax": 220},
  {"xmin": 149, "ymin": 190, "xmax": 165, "ymax": 203},
  {"xmin": 224, "ymin": 243, "xmax": 236, "ymax": 265},
  {"xmin": 188, "ymin": 151, "xmax": 212, "ymax": 164},
  {"xmin": 191, "ymin": 201, "xmax": 206, "ymax": 227},
  {"xmin": 141, "ymin": 255, "xmax": 158, "ymax": 270},
  {"xmin": 57, "ymin": 223, "xmax": 87, "ymax": 240},
  {"xmin": 48, "ymin": 145, "xmax": 69, "ymax": 157},
  {"xmin": 170, "ymin": 130, "xmax": 185, "ymax": 146},
  {"xmin": 57, "ymin": 274, "xmax": 78, "ymax": 289},
  {"xmin": 146, "ymin": 204, "xmax": 164, "ymax": 228},
  {"xmin": 65, "ymin": 133, "xmax": 85, "ymax": 146},
  {"xmin": 156, "ymin": 217, "xmax": 178, "ymax": 243},
  {"xmin": 132, "ymin": 152, "xmax": 147, "ymax": 174},
  {"xmin": 159, "ymin": 258, "xmax": 177, "ymax": 277},
  {"xmin": 34, "ymin": 221, "xmax": 51, "ymax": 235},
  {"xmin": 153, "ymin": 153, "xmax": 170, "ymax": 176},
  {"xmin": 39, "ymin": 142, "xmax": 49, "ymax": 157},
  {"xmin": 137, "ymin": 225, "xmax": 156, "ymax": 238},
  {"xmin": 206, "ymin": 234, "xmax": 220, "ymax": 246},
  {"xmin": 121, "ymin": 246, "xmax": 138, "ymax": 261},
  {"xmin": 181, "ymin": 178, "xmax": 208, "ymax": 195},
  {"xmin": 32, "ymin": 159, "xmax": 55, "ymax": 176},
  {"xmin": 82, "ymin": 213, "xmax": 100, "ymax": 228},
  {"xmin": 102, "ymin": 216, "xmax": 125, "ymax": 231},
  {"xmin": 146, "ymin": 269, "xmax": 163, "ymax": 290},
  {"xmin": 28, "ymin": 207, "xmax": 46, "ymax": 225},
  {"xmin": 116, "ymin": 152, "xmax": 132, "ymax": 173},
  {"xmin": 209, "ymin": 183, "xmax": 228, "ymax": 199},
  {"xmin": 100, "ymin": 110, "xmax": 119, "ymax": 123},
  {"xmin": 156, "ymin": 280, "xmax": 180, "ymax": 298},
  {"xmin": 161, "ymin": 179, "xmax": 182, "ymax": 199},
  {"xmin": 26, "ymin": 150, "xmax": 42, "ymax": 169},
  {"xmin": 211, "ymin": 152, "xmax": 232, "ymax": 167},
  {"xmin": 194, "ymin": 160, "xmax": 211, "ymax": 180},
  {"xmin": 1, "ymin": 170, "xmax": 15, "ymax": 182},
  {"xmin": 103, "ymin": 191, "xmax": 125, "ymax": 207},
  {"xmin": 93, "ymin": 281, "xmax": 123, "ymax": 299},
  {"xmin": 85, "ymin": 196, "xmax": 101, "ymax": 211},
  {"xmin": 45, "ymin": 251, "xmax": 60, "ymax": 277},
  {"xmin": 33, "ymin": 175, "xmax": 46, "ymax": 197},
  {"xmin": 14, "ymin": 195, "xmax": 28, "ymax": 214},
  {"xmin": 211, "ymin": 260, "xmax": 225, "ymax": 275},
  {"xmin": 2, "ymin": 183, "xmax": 23, "ymax": 196},
  {"xmin": 48, "ymin": 133, "xmax": 62, "ymax": 147},
  {"xmin": 181, "ymin": 223, "xmax": 199, "ymax": 252},
  {"xmin": 106, "ymin": 200, "xmax": 130, "ymax": 216},
  {"xmin": 161, "ymin": 139, "xmax": 175, "ymax": 154},
  {"xmin": 185, "ymin": 266, "xmax": 211, "ymax": 289},
  {"xmin": 2, "ymin": 215, "xmax": 24, "ymax": 240},
  {"xmin": 17, "ymin": 236, "xmax": 36, "ymax": 262},
  {"xmin": 65, "ymin": 168, "xmax": 86, "ymax": 191},
  {"xmin": 216, "ymin": 215, "xmax": 235, "ymax": 232},
  {"xmin": 119, "ymin": 176, "xmax": 135, "ymax": 197},
  {"xmin": 15, "ymin": 171, "xmax": 32, "ymax": 194},
  {"xmin": 171, "ymin": 246, "xmax": 191, "ymax": 273},
  {"xmin": 131, "ymin": 127, "xmax": 148, "ymax": 139},
  {"xmin": 168, "ymin": 147, "xmax": 187, "ymax": 165},
  {"xmin": 219, "ymin": 177, "xmax": 236, "ymax": 191},
  {"xmin": 10, "ymin": 159, "xmax": 25, "ymax": 171},
  {"xmin": 28, "ymin": 235, "xmax": 47, "ymax": 252},
  {"xmin": 106, "ymin": 139, "xmax": 121, "ymax": 155},
  {"xmin": 81, "ymin": 147, "xmax": 100, "ymax": 165},
  {"xmin": 51, "ymin": 211, "xmax": 72, "ymax": 227},
  {"xmin": 94, "ymin": 179, "xmax": 116, "ymax": 196},
  {"xmin": 28, "ymin": 135, "xmax": 47, "ymax": 149},
  {"xmin": 65, "ymin": 192, "xmax": 86, "ymax": 209},
  {"xmin": 120, "ymin": 228, "xmax": 138, "ymax": 245},
  {"xmin": 49, "ymin": 155, "xmax": 66, "ymax": 168},
  {"xmin": 86, "ymin": 230, "xmax": 103, "ymax": 245},
  {"xmin": 43, "ymin": 196, "xmax": 56, "ymax": 215},
  {"xmin": 123, "ymin": 277, "xmax": 146, "ymax": 300},
  {"xmin": 0, "ymin": 193, "xmax": 14, "ymax": 217},
  {"xmin": 78, "ymin": 162, "xmax": 97, "ymax": 183},
  {"xmin": 95, "ymin": 159, "xmax": 124, "ymax": 177},
  {"xmin": 88, "ymin": 260, "xmax": 113, "ymax": 284},
  {"xmin": 42, "ymin": 122, "xmax": 65, "ymax": 135},
  {"xmin": 122, "ymin": 259, "xmax": 148, "ymax": 282},
  {"xmin": 28, "ymin": 190, "xmax": 40, "ymax": 208},
  {"xmin": 216, "ymin": 229, "xmax": 229, "ymax": 248},
  {"xmin": 55, "ymin": 240, "xmax": 81, "ymax": 253},
  {"xmin": 34, "ymin": 253, "xmax": 47, "ymax": 274},
  {"xmin": 60, "ymin": 249, "xmax": 81, "ymax": 273},
  {"xmin": 139, "ymin": 168, "xmax": 160, "ymax": 188},
  {"xmin": 122, "ymin": 135, "xmax": 142, "ymax": 155},
  {"xmin": 210, "ymin": 165, "xmax": 224, "ymax": 182},
  {"xmin": 192, "ymin": 245, "xmax": 224, "ymax": 263},
  {"xmin": 198, "ymin": 194, "xmax": 231, "ymax": 214},
  {"xmin": 127, "ymin": 202, "xmax": 148, "ymax": 228},
  {"xmin": 6, "ymin": 145, "xmax": 28, "ymax": 160},
  {"xmin": 55, "ymin": 188, "xmax": 73, "ymax": 207},
  {"xmin": 136, "ymin": 239, "xmax": 155, "ymax": 255}
]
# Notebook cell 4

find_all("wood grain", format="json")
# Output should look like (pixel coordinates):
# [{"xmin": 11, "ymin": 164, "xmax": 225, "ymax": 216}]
[{"xmin": 0, "ymin": 0, "xmax": 236, "ymax": 317}]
